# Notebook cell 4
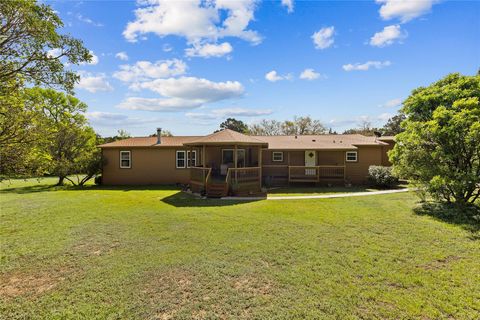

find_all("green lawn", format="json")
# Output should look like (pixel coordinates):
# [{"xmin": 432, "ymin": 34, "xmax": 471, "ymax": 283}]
[{"xmin": 1, "ymin": 178, "xmax": 479, "ymax": 319}]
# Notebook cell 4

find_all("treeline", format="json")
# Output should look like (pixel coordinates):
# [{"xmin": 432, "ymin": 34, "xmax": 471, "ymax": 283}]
[
  {"xmin": 216, "ymin": 115, "xmax": 405, "ymax": 136},
  {"xmin": 0, "ymin": 1, "xmax": 98, "ymax": 185}
]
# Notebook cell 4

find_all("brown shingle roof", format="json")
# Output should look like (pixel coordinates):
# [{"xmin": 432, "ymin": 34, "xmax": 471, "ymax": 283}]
[
  {"xmin": 98, "ymin": 132, "xmax": 386, "ymax": 149},
  {"xmin": 257, "ymin": 134, "xmax": 387, "ymax": 150},
  {"xmin": 98, "ymin": 136, "xmax": 202, "ymax": 148},
  {"xmin": 183, "ymin": 129, "xmax": 268, "ymax": 146}
]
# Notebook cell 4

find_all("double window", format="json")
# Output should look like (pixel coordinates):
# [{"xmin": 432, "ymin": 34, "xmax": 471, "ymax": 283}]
[
  {"xmin": 176, "ymin": 150, "xmax": 196, "ymax": 168},
  {"xmin": 272, "ymin": 151, "xmax": 284, "ymax": 162},
  {"xmin": 120, "ymin": 151, "xmax": 131, "ymax": 168},
  {"xmin": 222, "ymin": 149, "xmax": 245, "ymax": 167},
  {"xmin": 346, "ymin": 151, "xmax": 358, "ymax": 162}
]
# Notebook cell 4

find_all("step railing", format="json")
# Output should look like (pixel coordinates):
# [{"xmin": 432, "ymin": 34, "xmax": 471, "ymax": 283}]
[
  {"xmin": 190, "ymin": 167, "xmax": 211, "ymax": 191},
  {"xmin": 226, "ymin": 167, "xmax": 261, "ymax": 194}
]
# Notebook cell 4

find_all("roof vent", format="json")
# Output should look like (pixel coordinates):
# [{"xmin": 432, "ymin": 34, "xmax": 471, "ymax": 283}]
[
  {"xmin": 294, "ymin": 135, "xmax": 298, "ymax": 139},
  {"xmin": 312, "ymin": 139, "xmax": 316, "ymax": 142},
  {"xmin": 333, "ymin": 140, "xmax": 335, "ymax": 143},
  {"xmin": 156, "ymin": 128, "xmax": 162, "ymax": 144}
]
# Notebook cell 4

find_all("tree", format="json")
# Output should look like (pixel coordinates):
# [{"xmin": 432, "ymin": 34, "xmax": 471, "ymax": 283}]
[
  {"xmin": 0, "ymin": 0, "xmax": 91, "ymax": 92},
  {"xmin": 390, "ymin": 73, "xmax": 480, "ymax": 205},
  {"xmin": 381, "ymin": 113, "xmax": 406, "ymax": 136},
  {"xmin": 23, "ymin": 88, "xmax": 100, "ymax": 185},
  {"xmin": 248, "ymin": 116, "xmax": 326, "ymax": 135},
  {"xmin": 148, "ymin": 129, "xmax": 173, "ymax": 137},
  {"xmin": 343, "ymin": 120, "xmax": 379, "ymax": 136},
  {"xmin": 218, "ymin": 118, "xmax": 249, "ymax": 133}
]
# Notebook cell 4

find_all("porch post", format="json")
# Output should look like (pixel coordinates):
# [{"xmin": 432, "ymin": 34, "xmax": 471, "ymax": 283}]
[
  {"xmin": 234, "ymin": 144, "xmax": 238, "ymax": 182},
  {"xmin": 258, "ymin": 146, "xmax": 262, "ymax": 189},
  {"xmin": 189, "ymin": 146, "xmax": 193, "ymax": 167},
  {"xmin": 202, "ymin": 144, "xmax": 206, "ymax": 168}
]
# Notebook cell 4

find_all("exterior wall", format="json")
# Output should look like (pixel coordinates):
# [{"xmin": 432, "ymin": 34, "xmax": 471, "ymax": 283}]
[
  {"xmin": 345, "ymin": 146, "xmax": 383, "ymax": 184},
  {"xmin": 381, "ymin": 141, "xmax": 395, "ymax": 166},
  {"xmin": 102, "ymin": 147, "xmax": 199, "ymax": 185}
]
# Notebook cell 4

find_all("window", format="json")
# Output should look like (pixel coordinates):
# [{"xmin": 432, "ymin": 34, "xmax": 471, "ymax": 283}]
[
  {"xmin": 187, "ymin": 150, "xmax": 196, "ymax": 168},
  {"xmin": 272, "ymin": 151, "xmax": 283, "ymax": 162},
  {"xmin": 176, "ymin": 150, "xmax": 186, "ymax": 168},
  {"xmin": 120, "ymin": 151, "xmax": 131, "ymax": 168},
  {"xmin": 222, "ymin": 149, "xmax": 245, "ymax": 167},
  {"xmin": 346, "ymin": 151, "xmax": 358, "ymax": 162}
]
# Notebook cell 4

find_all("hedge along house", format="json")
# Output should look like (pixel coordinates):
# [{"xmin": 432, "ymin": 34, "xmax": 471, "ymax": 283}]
[{"xmin": 99, "ymin": 128, "xmax": 395, "ymax": 197}]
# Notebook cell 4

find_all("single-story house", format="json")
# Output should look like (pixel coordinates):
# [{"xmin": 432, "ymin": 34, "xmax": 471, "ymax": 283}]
[{"xmin": 98, "ymin": 129, "xmax": 395, "ymax": 197}]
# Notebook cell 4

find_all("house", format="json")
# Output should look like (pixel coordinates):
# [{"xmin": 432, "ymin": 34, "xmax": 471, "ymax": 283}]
[{"xmin": 98, "ymin": 128, "xmax": 395, "ymax": 197}]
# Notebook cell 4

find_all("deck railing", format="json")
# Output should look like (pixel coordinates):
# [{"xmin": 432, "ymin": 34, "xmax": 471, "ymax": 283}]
[
  {"xmin": 226, "ymin": 167, "xmax": 261, "ymax": 191},
  {"xmin": 190, "ymin": 167, "xmax": 211, "ymax": 189},
  {"xmin": 288, "ymin": 165, "xmax": 345, "ymax": 182}
]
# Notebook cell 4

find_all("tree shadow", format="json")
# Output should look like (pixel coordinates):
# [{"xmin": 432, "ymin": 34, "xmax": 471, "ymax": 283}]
[
  {"xmin": 413, "ymin": 202, "xmax": 480, "ymax": 240},
  {"xmin": 0, "ymin": 183, "xmax": 183, "ymax": 194},
  {"xmin": 161, "ymin": 191, "xmax": 262, "ymax": 208}
]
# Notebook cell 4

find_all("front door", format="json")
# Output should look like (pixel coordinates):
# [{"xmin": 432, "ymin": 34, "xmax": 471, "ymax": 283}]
[{"xmin": 305, "ymin": 150, "xmax": 316, "ymax": 175}]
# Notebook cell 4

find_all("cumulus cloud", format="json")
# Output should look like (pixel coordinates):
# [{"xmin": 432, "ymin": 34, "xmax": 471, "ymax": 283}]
[
  {"xmin": 113, "ymin": 59, "xmax": 187, "ymax": 82},
  {"xmin": 186, "ymin": 107, "xmax": 272, "ymax": 121},
  {"xmin": 115, "ymin": 51, "xmax": 129, "ymax": 61},
  {"xmin": 342, "ymin": 60, "xmax": 391, "ymax": 71},
  {"xmin": 299, "ymin": 68, "xmax": 322, "ymax": 80},
  {"xmin": 370, "ymin": 25, "xmax": 406, "ymax": 47},
  {"xmin": 123, "ymin": 0, "xmax": 262, "ymax": 50},
  {"xmin": 86, "ymin": 111, "xmax": 166, "ymax": 129},
  {"xmin": 281, "ymin": 0, "xmax": 294, "ymax": 13},
  {"xmin": 376, "ymin": 0, "xmax": 437, "ymax": 23},
  {"xmin": 117, "ymin": 97, "xmax": 202, "ymax": 112},
  {"xmin": 79, "ymin": 51, "xmax": 99, "ymax": 65},
  {"xmin": 136, "ymin": 76, "xmax": 244, "ymax": 103},
  {"xmin": 185, "ymin": 42, "xmax": 233, "ymax": 58},
  {"xmin": 312, "ymin": 26, "xmax": 335, "ymax": 50},
  {"xmin": 76, "ymin": 72, "xmax": 113, "ymax": 93},
  {"xmin": 381, "ymin": 98, "xmax": 402, "ymax": 108},
  {"xmin": 265, "ymin": 70, "xmax": 292, "ymax": 82}
]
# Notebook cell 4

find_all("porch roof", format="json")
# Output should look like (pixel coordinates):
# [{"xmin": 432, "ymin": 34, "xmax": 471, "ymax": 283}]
[{"xmin": 183, "ymin": 129, "xmax": 268, "ymax": 147}]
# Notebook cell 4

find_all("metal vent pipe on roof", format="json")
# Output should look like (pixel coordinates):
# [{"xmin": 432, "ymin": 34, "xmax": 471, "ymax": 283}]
[{"xmin": 156, "ymin": 128, "xmax": 162, "ymax": 144}]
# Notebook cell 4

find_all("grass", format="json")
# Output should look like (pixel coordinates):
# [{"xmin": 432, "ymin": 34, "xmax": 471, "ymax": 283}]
[
  {"xmin": 267, "ymin": 183, "xmax": 408, "ymax": 197},
  {"xmin": 1, "ymin": 178, "xmax": 479, "ymax": 319}
]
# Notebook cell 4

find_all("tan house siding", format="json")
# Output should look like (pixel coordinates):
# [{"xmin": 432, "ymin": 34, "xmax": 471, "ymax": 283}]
[
  {"xmin": 381, "ymin": 142, "xmax": 395, "ymax": 166},
  {"xmin": 345, "ymin": 146, "xmax": 383, "ymax": 184},
  {"xmin": 102, "ymin": 147, "xmax": 199, "ymax": 185}
]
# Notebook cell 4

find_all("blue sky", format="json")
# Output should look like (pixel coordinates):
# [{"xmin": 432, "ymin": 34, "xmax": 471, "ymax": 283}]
[{"xmin": 48, "ymin": 0, "xmax": 480, "ymax": 136}]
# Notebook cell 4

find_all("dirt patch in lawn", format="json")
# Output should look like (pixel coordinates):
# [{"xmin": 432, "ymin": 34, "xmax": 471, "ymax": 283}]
[
  {"xmin": 0, "ymin": 266, "xmax": 74, "ymax": 298},
  {"xmin": 417, "ymin": 255, "xmax": 462, "ymax": 270}
]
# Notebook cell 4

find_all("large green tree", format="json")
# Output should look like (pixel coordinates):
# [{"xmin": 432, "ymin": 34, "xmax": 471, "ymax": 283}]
[
  {"xmin": 218, "ymin": 118, "xmax": 249, "ymax": 133},
  {"xmin": 390, "ymin": 73, "xmax": 480, "ymax": 204},
  {"xmin": 249, "ymin": 116, "xmax": 326, "ymax": 135}
]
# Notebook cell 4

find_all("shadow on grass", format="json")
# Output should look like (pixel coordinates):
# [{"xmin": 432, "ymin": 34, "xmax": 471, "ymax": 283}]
[
  {"xmin": 414, "ymin": 202, "xmax": 480, "ymax": 240},
  {"xmin": 0, "ymin": 183, "xmax": 183, "ymax": 194},
  {"xmin": 161, "ymin": 192, "xmax": 261, "ymax": 208},
  {"xmin": 267, "ymin": 183, "xmax": 406, "ymax": 195}
]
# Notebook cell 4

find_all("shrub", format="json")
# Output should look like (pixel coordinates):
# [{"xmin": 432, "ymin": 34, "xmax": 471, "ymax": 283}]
[
  {"xmin": 368, "ymin": 166, "xmax": 398, "ymax": 188},
  {"xmin": 94, "ymin": 175, "xmax": 102, "ymax": 185}
]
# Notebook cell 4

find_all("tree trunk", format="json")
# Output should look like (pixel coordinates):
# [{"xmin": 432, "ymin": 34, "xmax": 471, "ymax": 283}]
[{"xmin": 56, "ymin": 176, "xmax": 65, "ymax": 186}]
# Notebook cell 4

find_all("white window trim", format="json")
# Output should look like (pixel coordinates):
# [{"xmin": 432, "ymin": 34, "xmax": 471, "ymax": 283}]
[
  {"xmin": 119, "ymin": 151, "xmax": 131, "ymax": 169},
  {"xmin": 346, "ymin": 151, "xmax": 358, "ymax": 162},
  {"xmin": 187, "ymin": 150, "xmax": 197, "ymax": 168},
  {"xmin": 272, "ymin": 151, "xmax": 284, "ymax": 162},
  {"xmin": 176, "ymin": 150, "xmax": 186, "ymax": 169}
]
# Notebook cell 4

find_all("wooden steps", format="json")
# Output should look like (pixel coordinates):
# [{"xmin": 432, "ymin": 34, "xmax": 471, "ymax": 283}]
[{"xmin": 206, "ymin": 182, "xmax": 227, "ymax": 198}]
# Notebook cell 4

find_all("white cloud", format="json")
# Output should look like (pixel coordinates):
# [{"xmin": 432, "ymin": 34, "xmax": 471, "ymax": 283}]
[
  {"xmin": 76, "ymin": 72, "xmax": 113, "ymax": 93},
  {"xmin": 136, "ymin": 76, "xmax": 244, "ymax": 103},
  {"xmin": 163, "ymin": 44, "xmax": 173, "ymax": 52},
  {"xmin": 312, "ymin": 26, "xmax": 335, "ymax": 50},
  {"xmin": 370, "ymin": 25, "xmax": 406, "ymax": 47},
  {"xmin": 265, "ymin": 70, "xmax": 292, "ymax": 82},
  {"xmin": 381, "ymin": 98, "xmax": 402, "ymax": 108},
  {"xmin": 342, "ymin": 60, "xmax": 391, "ymax": 71},
  {"xmin": 281, "ymin": 0, "xmax": 294, "ymax": 13},
  {"xmin": 79, "ymin": 51, "xmax": 99, "ymax": 65},
  {"xmin": 47, "ymin": 48, "xmax": 62, "ymax": 58},
  {"xmin": 113, "ymin": 59, "xmax": 187, "ymax": 82},
  {"xmin": 376, "ymin": 0, "xmax": 437, "ymax": 23},
  {"xmin": 77, "ymin": 14, "xmax": 103, "ymax": 27},
  {"xmin": 186, "ymin": 107, "xmax": 272, "ymax": 120},
  {"xmin": 86, "ymin": 111, "xmax": 163, "ymax": 127},
  {"xmin": 185, "ymin": 42, "xmax": 233, "ymax": 58},
  {"xmin": 123, "ymin": 0, "xmax": 261, "ymax": 46},
  {"xmin": 115, "ymin": 51, "xmax": 129, "ymax": 61},
  {"xmin": 299, "ymin": 68, "xmax": 322, "ymax": 80},
  {"xmin": 117, "ymin": 97, "xmax": 202, "ymax": 112}
]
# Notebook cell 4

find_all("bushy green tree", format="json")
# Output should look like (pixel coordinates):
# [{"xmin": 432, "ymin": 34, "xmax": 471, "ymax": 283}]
[
  {"xmin": 390, "ymin": 73, "xmax": 480, "ymax": 204},
  {"xmin": 218, "ymin": 118, "xmax": 249, "ymax": 133}
]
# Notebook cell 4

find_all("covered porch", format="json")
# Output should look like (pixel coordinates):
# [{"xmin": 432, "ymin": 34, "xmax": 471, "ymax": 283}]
[{"xmin": 184, "ymin": 129, "xmax": 268, "ymax": 197}]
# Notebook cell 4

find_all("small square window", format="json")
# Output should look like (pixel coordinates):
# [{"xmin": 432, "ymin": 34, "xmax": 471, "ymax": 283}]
[
  {"xmin": 176, "ymin": 151, "xmax": 186, "ymax": 168},
  {"xmin": 120, "ymin": 151, "xmax": 131, "ymax": 168},
  {"xmin": 272, "ymin": 152, "xmax": 283, "ymax": 162},
  {"xmin": 346, "ymin": 151, "xmax": 358, "ymax": 162}
]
